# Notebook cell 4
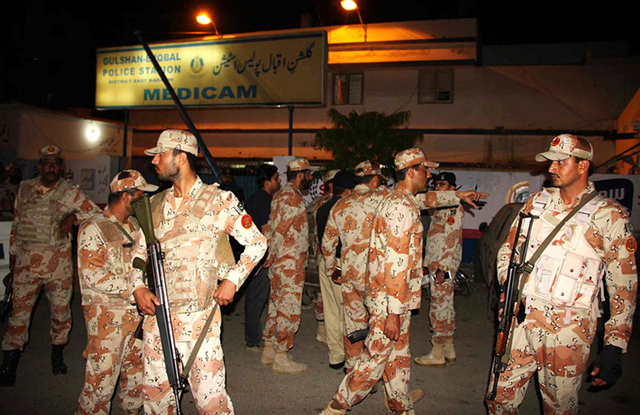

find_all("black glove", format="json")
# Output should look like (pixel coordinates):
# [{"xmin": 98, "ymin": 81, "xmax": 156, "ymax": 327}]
[{"xmin": 589, "ymin": 345, "xmax": 622, "ymax": 387}]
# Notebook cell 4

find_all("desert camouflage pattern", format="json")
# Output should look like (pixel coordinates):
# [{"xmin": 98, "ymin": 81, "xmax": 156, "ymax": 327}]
[
  {"xmin": 424, "ymin": 204, "xmax": 464, "ymax": 341},
  {"xmin": 76, "ymin": 307, "xmax": 143, "ymax": 415},
  {"xmin": 130, "ymin": 178, "xmax": 267, "ymax": 315},
  {"xmin": 130, "ymin": 177, "xmax": 265, "ymax": 413},
  {"xmin": 330, "ymin": 186, "xmax": 462, "ymax": 410},
  {"xmin": 322, "ymin": 184, "xmax": 390, "ymax": 369},
  {"xmin": 487, "ymin": 183, "xmax": 637, "ymax": 413},
  {"xmin": 76, "ymin": 208, "xmax": 143, "ymax": 414},
  {"xmin": 142, "ymin": 309, "xmax": 232, "ymax": 415},
  {"xmin": 78, "ymin": 208, "xmax": 141, "ymax": 308},
  {"xmin": 287, "ymin": 157, "xmax": 310, "ymax": 172},
  {"xmin": 394, "ymin": 147, "xmax": 439, "ymax": 170},
  {"xmin": 2, "ymin": 178, "xmax": 99, "ymax": 351},
  {"xmin": 535, "ymin": 133, "xmax": 593, "ymax": 162},
  {"xmin": 262, "ymin": 183, "xmax": 309, "ymax": 352},
  {"xmin": 334, "ymin": 311, "xmax": 414, "ymax": 412},
  {"xmin": 144, "ymin": 129, "xmax": 199, "ymax": 156}
]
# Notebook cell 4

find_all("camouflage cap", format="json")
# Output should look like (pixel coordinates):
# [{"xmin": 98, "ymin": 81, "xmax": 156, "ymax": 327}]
[
  {"xmin": 535, "ymin": 134, "xmax": 593, "ymax": 162},
  {"xmin": 39, "ymin": 145, "xmax": 62, "ymax": 160},
  {"xmin": 110, "ymin": 170, "xmax": 158, "ymax": 193},
  {"xmin": 324, "ymin": 169, "xmax": 340, "ymax": 182},
  {"xmin": 287, "ymin": 157, "xmax": 310, "ymax": 172},
  {"xmin": 394, "ymin": 148, "xmax": 439, "ymax": 171},
  {"xmin": 355, "ymin": 160, "xmax": 382, "ymax": 177},
  {"xmin": 144, "ymin": 129, "xmax": 199, "ymax": 156}
]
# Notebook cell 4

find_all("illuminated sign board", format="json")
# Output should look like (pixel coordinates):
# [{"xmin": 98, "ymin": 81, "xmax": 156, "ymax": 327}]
[{"xmin": 96, "ymin": 31, "xmax": 327, "ymax": 109}]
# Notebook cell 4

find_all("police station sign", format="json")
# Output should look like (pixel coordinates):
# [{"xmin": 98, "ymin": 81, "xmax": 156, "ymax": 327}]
[{"xmin": 95, "ymin": 31, "xmax": 327, "ymax": 109}]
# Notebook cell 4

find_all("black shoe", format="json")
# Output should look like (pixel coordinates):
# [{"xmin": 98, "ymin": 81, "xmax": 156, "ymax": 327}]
[
  {"xmin": 329, "ymin": 361, "xmax": 345, "ymax": 370},
  {"xmin": 51, "ymin": 345, "xmax": 67, "ymax": 375},
  {"xmin": 0, "ymin": 350, "xmax": 21, "ymax": 386}
]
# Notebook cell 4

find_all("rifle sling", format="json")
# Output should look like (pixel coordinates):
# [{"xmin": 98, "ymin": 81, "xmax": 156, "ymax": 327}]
[
  {"xmin": 181, "ymin": 303, "xmax": 218, "ymax": 381},
  {"xmin": 517, "ymin": 190, "xmax": 599, "ymax": 305},
  {"xmin": 521, "ymin": 191, "xmax": 598, "ymax": 274},
  {"xmin": 500, "ymin": 191, "xmax": 599, "ymax": 366}
]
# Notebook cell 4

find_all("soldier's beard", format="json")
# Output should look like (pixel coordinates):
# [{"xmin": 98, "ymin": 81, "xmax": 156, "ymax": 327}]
[
  {"xmin": 158, "ymin": 159, "xmax": 180, "ymax": 182},
  {"xmin": 300, "ymin": 178, "xmax": 310, "ymax": 190}
]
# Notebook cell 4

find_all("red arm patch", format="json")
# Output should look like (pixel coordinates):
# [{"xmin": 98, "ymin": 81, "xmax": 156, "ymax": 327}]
[
  {"xmin": 625, "ymin": 237, "xmax": 637, "ymax": 254},
  {"xmin": 241, "ymin": 214, "xmax": 253, "ymax": 229}
]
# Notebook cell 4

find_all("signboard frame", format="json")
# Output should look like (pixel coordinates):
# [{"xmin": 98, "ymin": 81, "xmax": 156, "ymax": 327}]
[{"xmin": 96, "ymin": 30, "xmax": 328, "ymax": 109}]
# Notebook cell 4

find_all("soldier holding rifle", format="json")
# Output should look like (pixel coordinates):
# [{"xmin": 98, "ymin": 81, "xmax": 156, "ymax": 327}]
[
  {"xmin": 486, "ymin": 134, "xmax": 637, "ymax": 414},
  {"xmin": 130, "ymin": 130, "xmax": 267, "ymax": 414}
]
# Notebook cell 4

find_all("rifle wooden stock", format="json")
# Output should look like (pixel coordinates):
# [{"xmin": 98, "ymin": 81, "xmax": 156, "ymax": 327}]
[
  {"xmin": 487, "ymin": 212, "xmax": 536, "ymax": 401},
  {"xmin": 131, "ymin": 195, "xmax": 185, "ymax": 414}
]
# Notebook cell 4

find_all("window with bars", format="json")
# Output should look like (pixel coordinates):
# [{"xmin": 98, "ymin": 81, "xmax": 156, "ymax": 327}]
[
  {"xmin": 419, "ymin": 69, "xmax": 454, "ymax": 104},
  {"xmin": 334, "ymin": 73, "xmax": 363, "ymax": 105}
]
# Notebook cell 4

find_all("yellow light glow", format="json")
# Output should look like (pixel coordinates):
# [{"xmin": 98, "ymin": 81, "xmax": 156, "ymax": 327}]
[
  {"xmin": 86, "ymin": 124, "xmax": 100, "ymax": 142},
  {"xmin": 196, "ymin": 14, "xmax": 212, "ymax": 25},
  {"xmin": 341, "ymin": 0, "xmax": 358, "ymax": 11}
]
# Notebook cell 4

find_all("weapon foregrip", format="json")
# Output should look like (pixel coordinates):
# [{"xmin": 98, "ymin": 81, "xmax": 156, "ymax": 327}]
[{"xmin": 131, "ymin": 195, "xmax": 157, "ymax": 244}]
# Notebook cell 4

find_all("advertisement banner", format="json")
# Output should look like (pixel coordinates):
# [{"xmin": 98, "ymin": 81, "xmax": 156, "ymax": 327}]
[{"xmin": 96, "ymin": 31, "xmax": 327, "ymax": 109}]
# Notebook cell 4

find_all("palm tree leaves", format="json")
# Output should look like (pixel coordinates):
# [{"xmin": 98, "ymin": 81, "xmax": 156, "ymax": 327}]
[{"xmin": 314, "ymin": 109, "xmax": 423, "ymax": 176}]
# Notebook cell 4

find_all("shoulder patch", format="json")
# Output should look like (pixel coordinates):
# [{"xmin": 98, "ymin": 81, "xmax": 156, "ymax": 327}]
[
  {"xmin": 447, "ymin": 216, "xmax": 456, "ymax": 226},
  {"xmin": 241, "ymin": 214, "xmax": 253, "ymax": 229},
  {"xmin": 625, "ymin": 237, "xmax": 637, "ymax": 254}
]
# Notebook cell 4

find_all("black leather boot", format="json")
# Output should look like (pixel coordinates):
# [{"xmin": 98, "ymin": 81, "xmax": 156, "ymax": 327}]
[
  {"xmin": 51, "ymin": 344, "xmax": 67, "ymax": 375},
  {"xmin": 0, "ymin": 350, "xmax": 21, "ymax": 386}
]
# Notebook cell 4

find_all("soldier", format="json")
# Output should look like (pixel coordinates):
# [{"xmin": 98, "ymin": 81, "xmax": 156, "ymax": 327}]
[
  {"xmin": 76, "ymin": 170, "xmax": 158, "ymax": 415},
  {"xmin": 316, "ymin": 171, "xmax": 357, "ymax": 369},
  {"xmin": 0, "ymin": 145, "xmax": 100, "ymax": 386},
  {"xmin": 261, "ymin": 158, "xmax": 312, "ymax": 374},
  {"xmin": 486, "ymin": 134, "xmax": 637, "ymax": 414},
  {"xmin": 321, "ymin": 160, "xmax": 390, "ymax": 371},
  {"xmin": 131, "ymin": 130, "xmax": 267, "ymax": 414},
  {"xmin": 414, "ymin": 172, "xmax": 464, "ymax": 368},
  {"xmin": 308, "ymin": 169, "xmax": 339, "ymax": 344},
  {"xmin": 321, "ymin": 149, "xmax": 486, "ymax": 415}
]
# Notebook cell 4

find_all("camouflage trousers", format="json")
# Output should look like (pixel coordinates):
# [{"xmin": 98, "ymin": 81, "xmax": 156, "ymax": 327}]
[
  {"xmin": 428, "ymin": 276, "xmax": 455, "ymax": 342},
  {"xmin": 334, "ymin": 311, "xmax": 415, "ymax": 413},
  {"xmin": 76, "ymin": 306, "xmax": 143, "ymax": 415},
  {"xmin": 486, "ymin": 298, "xmax": 596, "ymax": 415},
  {"xmin": 263, "ymin": 254, "xmax": 307, "ymax": 352},
  {"xmin": 142, "ymin": 308, "xmax": 233, "ymax": 415},
  {"xmin": 2, "ymin": 245, "xmax": 73, "ymax": 351},
  {"xmin": 318, "ymin": 255, "xmax": 345, "ymax": 365},
  {"xmin": 341, "ymin": 278, "xmax": 368, "ymax": 371}
]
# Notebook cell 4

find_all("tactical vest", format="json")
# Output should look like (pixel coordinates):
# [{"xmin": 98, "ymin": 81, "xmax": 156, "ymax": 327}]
[
  {"xmin": 151, "ymin": 184, "xmax": 235, "ymax": 314},
  {"xmin": 81, "ymin": 217, "xmax": 137, "ymax": 307},
  {"xmin": 14, "ymin": 179, "xmax": 71, "ymax": 246},
  {"xmin": 522, "ymin": 189, "xmax": 606, "ymax": 310}
]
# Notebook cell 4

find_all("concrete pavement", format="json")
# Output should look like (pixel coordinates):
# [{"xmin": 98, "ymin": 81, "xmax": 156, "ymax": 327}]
[{"xmin": 1, "ymin": 278, "xmax": 638, "ymax": 414}]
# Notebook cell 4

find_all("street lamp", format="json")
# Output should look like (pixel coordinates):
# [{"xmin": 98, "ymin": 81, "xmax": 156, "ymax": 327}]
[
  {"xmin": 196, "ymin": 12, "xmax": 220, "ymax": 36},
  {"xmin": 340, "ymin": 0, "xmax": 364, "ymax": 26}
]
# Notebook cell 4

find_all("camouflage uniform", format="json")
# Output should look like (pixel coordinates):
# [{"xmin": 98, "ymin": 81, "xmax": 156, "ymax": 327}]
[
  {"xmin": 262, "ymin": 181, "xmax": 309, "ymax": 352},
  {"xmin": 3, "ymin": 176, "xmax": 99, "ymax": 351},
  {"xmin": 332, "ymin": 185, "xmax": 461, "ymax": 413},
  {"xmin": 322, "ymin": 183, "xmax": 390, "ymax": 370},
  {"xmin": 424, "ymin": 204, "xmax": 464, "ymax": 342},
  {"xmin": 76, "ymin": 207, "xmax": 143, "ymax": 415},
  {"xmin": 486, "ymin": 183, "xmax": 637, "ymax": 414},
  {"xmin": 130, "ymin": 176, "xmax": 267, "ymax": 414}
]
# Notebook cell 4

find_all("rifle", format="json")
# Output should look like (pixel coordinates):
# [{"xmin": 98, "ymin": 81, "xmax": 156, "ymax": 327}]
[
  {"xmin": 487, "ymin": 211, "xmax": 537, "ymax": 401},
  {"xmin": 131, "ymin": 195, "xmax": 186, "ymax": 414},
  {"xmin": 0, "ymin": 272, "xmax": 12, "ymax": 323}
]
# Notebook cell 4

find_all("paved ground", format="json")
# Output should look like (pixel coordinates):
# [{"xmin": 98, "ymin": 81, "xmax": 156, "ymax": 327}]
[{"xmin": 1, "ymin": 276, "xmax": 638, "ymax": 414}]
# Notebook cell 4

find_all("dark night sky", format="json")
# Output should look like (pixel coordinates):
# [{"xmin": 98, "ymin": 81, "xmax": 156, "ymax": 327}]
[{"xmin": 1, "ymin": 0, "xmax": 636, "ymax": 115}]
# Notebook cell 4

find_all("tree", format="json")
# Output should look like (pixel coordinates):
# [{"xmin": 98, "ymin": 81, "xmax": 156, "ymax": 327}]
[{"xmin": 314, "ymin": 109, "xmax": 423, "ymax": 177}]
